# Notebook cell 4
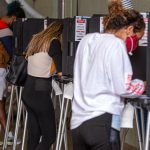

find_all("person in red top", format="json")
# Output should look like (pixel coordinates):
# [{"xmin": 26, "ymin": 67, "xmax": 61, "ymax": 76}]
[{"xmin": 0, "ymin": 1, "xmax": 25, "ymax": 144}]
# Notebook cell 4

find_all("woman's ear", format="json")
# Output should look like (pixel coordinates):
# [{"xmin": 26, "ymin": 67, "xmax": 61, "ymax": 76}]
[{"xmin": 126, "ymin": 25, "xmax": 134, "ymax": 36}]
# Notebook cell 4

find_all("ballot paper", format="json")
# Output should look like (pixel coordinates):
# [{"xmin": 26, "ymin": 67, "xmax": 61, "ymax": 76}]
[
  {"xmin": 63, "ymin": 82, "xmax": 74, "ymax": 100},
  {"xmin": 52, "ymin": 79, "xmax": 62, "ymax": 96},
  {"xmin": 120, "ymin": 103, "xmax": 134, "ymax": 128}
]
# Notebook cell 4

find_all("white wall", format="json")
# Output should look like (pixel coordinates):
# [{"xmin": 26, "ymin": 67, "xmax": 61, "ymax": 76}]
[
  {"xmin": 25, "ymin": 0, "xmax": 150, "ymax": 18},
  {"xmin": 26, "ymin": 0, "xmax": 58, "ymax": 18},
  {"xmin": 133, "ymin": 0, "xmax": 150, "ymax": 12},
  {"xmin": 77, "ymin": 0, "xmax": 108, "ymax": 16},
  {"xmin": 0, "ymin": 0, "xmax": 7, "ymax": 16}
]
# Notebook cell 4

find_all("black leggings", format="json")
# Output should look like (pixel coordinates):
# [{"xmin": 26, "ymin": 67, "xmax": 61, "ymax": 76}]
[
  {"xmin": 110, "ymin": 128, "xmax": 120, "ymax": 150},
  {"xmin": 22, "ymin": 76, "xmax": 56, "ymax": 150},
  {"xmin": 71, "ymin": 113, "xmax": 112, "ymax": 150}
]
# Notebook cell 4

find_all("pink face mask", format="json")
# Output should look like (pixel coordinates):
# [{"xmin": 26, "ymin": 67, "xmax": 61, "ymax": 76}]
[{"xmin": 125, "ymin": 35, "xmax": 138, "ymax": 55}]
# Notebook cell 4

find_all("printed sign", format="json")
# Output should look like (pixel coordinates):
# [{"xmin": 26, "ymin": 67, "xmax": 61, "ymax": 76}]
[
  {"xmin": 139, "ymin": 12, "xmax": 149, "ymax": 47},
  {"xmin": 75, "ymin": 16, "xmax": 89, "ymax": 41},
  {"xmin": 100, "ymin": 17, "xmax": 104, "ymax": 33}
]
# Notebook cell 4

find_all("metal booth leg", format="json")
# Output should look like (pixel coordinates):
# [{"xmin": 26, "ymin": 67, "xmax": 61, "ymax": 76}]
[
  {"xmin": 144, "ymin": 111, "xmax": 150, "ymax": 150},
  {"xmin": 21, "ymin": 111, "xmax": 28, "ymax": 150},
  {"xmin": 55, "ymin": 95, "xmax": 65, "ymax": 150},
  {"xmin": 135, "ymin": 108, "xmax": 144, "ymax": 150},
  {"xmin": 3, "ymin": 85, "xmax": 15, "ymax": 150},
  {"xmin": 58, "ymin": 98, "xmax": 69, "ymax": 150},
  {"xmin": 13, "ymin": 87, "xmax": 23, "ymax": 150},
  {"xmin": 140, "ymin": 108, "xmax": 146, "ymax": 148}
]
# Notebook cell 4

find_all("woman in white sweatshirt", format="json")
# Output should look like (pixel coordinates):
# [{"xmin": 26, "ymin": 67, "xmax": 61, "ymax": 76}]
[{"xmin": 71, "ymin": 2, "xmax": 145, "ymax": 150}]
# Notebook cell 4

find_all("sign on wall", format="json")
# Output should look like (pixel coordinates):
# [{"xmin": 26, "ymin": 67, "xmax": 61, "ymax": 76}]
[
  {"xmin": 139, "ymin": 12, "xmax": 149, "ymax": 47},
  {"xmin": 75, "ymin": 16, "xmax": 90, "ymax": 41}
]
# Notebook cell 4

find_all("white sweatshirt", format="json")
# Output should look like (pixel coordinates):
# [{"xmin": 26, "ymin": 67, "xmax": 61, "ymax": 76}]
[{"xmin": 71, "ymin": 33, "xmax": 144, "ymax": 129}]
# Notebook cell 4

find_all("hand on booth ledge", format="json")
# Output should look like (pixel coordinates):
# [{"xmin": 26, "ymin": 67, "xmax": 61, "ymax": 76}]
[{"xmin": 57, "ymin": 72, "xmax": 62, "ymax": 77}]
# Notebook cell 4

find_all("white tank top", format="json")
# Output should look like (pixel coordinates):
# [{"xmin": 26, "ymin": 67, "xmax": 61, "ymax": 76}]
[{"xmin": 27, "ymin": 52, "xmax": 53, "ymax": 78}]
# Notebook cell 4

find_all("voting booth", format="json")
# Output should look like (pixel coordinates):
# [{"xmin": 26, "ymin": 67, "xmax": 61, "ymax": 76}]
[
  {"xmin": 12, "ymin": 18, "xmax": 59, "ymax": 54},
  {"xmin": 62, "ymin": 16, "xmax": 90, "ymax": 76},
  {"xmin": 11, "ymin": 14, "xmax": 150, "ymax": 150},
  {"xmin": 62, "ymin": 13, "xmax": 150, "ymax": 96}
]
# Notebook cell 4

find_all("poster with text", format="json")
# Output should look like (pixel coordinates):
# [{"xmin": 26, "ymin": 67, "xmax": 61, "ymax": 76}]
[{"xmin": 75, "ymin": 16, "xmax": 89, "ymax": 41}]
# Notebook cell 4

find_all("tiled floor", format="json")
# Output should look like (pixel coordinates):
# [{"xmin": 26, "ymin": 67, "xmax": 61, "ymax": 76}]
[
  {"xmin": 0, "ymin": 140, "xmax": 138, "ymax": 150},
  {"xmin": 0, "ymin": 144, "xmax": 138, "ymax": 150},
  {"xmin": 0, "ymin": 142, "xmax": 138, "ymax": 150},
  {"xmin": 0, "ymin": 127, "xmax": 139, "ymax": 150},
  {"xmin": 0, "ymin": 92, "xmax": 142, "ymax": 150},
  {"xmin": 0, "ymin": 113, "xmax": 141, "ymax": 150}
]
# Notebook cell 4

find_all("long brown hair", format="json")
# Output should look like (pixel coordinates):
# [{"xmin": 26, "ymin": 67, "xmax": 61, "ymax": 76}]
[
  {"xmin": 26, "ymin": 21, "xmax": 63, "ymax": 57},
  {"xmin": 103, "ymin": 1, "xmax": 145, "ymax": 33}
]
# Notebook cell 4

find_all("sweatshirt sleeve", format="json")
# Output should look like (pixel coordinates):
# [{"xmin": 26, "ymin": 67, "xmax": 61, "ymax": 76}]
[{"xmin": 107, "ymin": 41, "xmax": 145, "ymax": 98}]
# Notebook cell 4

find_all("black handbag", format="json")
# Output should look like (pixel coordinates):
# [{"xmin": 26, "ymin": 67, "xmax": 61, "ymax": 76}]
[{"xmin": 6, "ymin": 54, "xmax": 27, "ymax": 86}]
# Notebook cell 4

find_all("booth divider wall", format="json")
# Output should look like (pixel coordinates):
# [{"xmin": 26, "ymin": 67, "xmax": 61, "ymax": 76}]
[
  {"xmin": 62, "ymin": 16, "xmax": 90, "ymax": 76},
  {"xmin": 62, "ymin": 14, "xmax": 150, "ymax": 97},
  {"xmin": 12, "ymin": 18, "xmax": 24, "ymax": 54},
  {"xmin": 12, "ymin": 18, "xmax": 59, "ymax": 54},
  {"xmin": 12, "ymin": 14, "xmax": 150, "ymax": 96},
  {"xmin": 146, "ymin": 13, "xmax": 150, "ymax": 97}
]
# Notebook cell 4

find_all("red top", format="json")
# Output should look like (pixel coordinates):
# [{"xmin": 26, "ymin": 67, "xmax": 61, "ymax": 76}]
[{"xmin": 0, "ymin": 20, "xmax": 8, "ymax": 29}]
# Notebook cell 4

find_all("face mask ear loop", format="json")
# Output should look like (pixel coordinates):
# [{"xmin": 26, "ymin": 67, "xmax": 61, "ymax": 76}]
[{"xmin": 129, "ymin": 36, "xmax": 133, "ymax": 56}]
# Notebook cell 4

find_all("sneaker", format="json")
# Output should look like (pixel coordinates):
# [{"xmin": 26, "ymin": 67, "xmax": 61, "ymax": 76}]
[
  {"xmin": 7, "ymin": 131, "xmax": 21, "ymax": 146},
  {"xmin": 7, "ymin": 138, "xmax": 21, "ymax": 146},
  {"xmin": 0, "ymin": 141, "xmax": 3, "ymax": 146}
]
